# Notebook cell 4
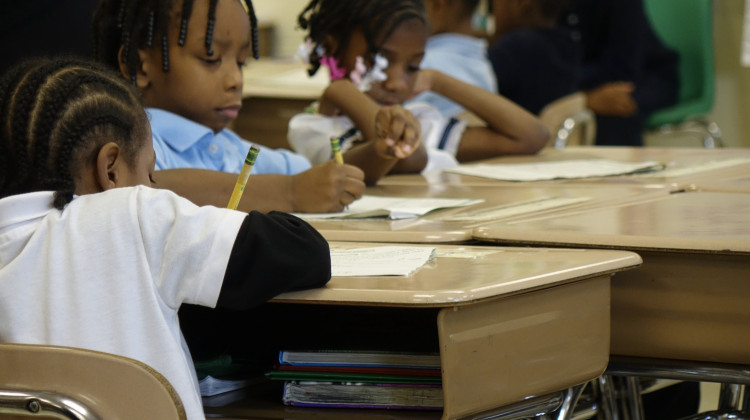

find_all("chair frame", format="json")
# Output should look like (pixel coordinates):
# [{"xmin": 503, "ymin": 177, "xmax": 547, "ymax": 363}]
[{"xmin": 0, "ymin": 343, "xmax": 186, "ymax": 420}]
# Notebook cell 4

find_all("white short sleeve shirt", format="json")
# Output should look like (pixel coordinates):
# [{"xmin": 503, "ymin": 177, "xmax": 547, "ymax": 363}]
[
  {"xmin": 0, "ymin": 186, "xmax": 247, "ymax": 420},
  {"xmin": 287, "ymin": 102, "xmax": 465, "ymax": 174}
]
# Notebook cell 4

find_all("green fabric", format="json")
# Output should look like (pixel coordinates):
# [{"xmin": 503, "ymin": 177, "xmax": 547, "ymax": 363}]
[{"xmin": 644, "ymin": 0, "xmax": 715, "ymax": 128}]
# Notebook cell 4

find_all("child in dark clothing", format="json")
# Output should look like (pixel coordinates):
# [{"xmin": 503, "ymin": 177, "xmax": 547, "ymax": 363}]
[
  {"xmin": 560, "ymin": 0, "xmax": 679, "ymax": 146},
  {"xmin": 488, "ymin": 0, "xmax": 580, "ymax": 116}
]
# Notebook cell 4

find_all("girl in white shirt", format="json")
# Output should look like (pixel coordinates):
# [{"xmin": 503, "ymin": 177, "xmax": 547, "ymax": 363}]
[
  {"xmin": 0, "ymin": 58, "xmax": 330, "ymax": 420},
  {"xmin": 290, "ymin": 0, "xmax": 550, "ymax": 185}
]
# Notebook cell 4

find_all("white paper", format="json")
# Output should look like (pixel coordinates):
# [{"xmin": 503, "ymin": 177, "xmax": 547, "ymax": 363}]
[
  {"xmin": 443, "ymin": 159, "xmax": 663, "ymax": 181},
  {"xmin": 295, "ymin": 195, "xmax": 484, "ymax": 220},
  {"xmin": 438, "ymin": 196, "xmax": 592, "ymax": 222},
  {"xmin": 199, "ymin": 375, "xmax": 251, "ymax": 397},
  {"xmin": 330, "ymin": 246, "xmax": 436, "ymax": 276},
  {"xmin": 635, "ymin": 157, "xmax": 750, "ymax": 178}
]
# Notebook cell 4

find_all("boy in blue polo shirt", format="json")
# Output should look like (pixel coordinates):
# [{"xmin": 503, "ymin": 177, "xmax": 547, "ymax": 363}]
[{"xmin": 93, "ymin": 0, "xmax": 365, "ymax": 213}]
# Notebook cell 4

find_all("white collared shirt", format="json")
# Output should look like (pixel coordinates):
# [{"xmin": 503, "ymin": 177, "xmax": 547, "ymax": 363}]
[{"xmin": 0, "ymin": 187, "xmax": 246, "ymax": 420}]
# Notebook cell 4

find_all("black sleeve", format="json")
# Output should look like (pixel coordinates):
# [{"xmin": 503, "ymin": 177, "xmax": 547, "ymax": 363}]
[{"xmin": 216, "ymin": 211, "xmax": 331, "ymax": 310}]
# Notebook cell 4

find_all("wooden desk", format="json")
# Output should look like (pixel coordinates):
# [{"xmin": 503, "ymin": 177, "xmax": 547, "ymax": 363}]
[
  {"xmin": 472, "ymin": 191, "xmax": 750, "ymax": 365},
  {"xmin": 688, "ymin": 172, "xmax": 750, "ymax": 193},
  {"xmin": 234, "ymin": 58, "xmax": 327, "ymax": 150},
  {"xmin": 308, "ymin": 183, "xmax": 670, "ymax": 243},
  {"xmin": 379, "ymin": 146, "xmax": 750, "ymax": 190},
  {"xmin": 204, "ymin": 242, "xmax": 641, "ymax": 420}
]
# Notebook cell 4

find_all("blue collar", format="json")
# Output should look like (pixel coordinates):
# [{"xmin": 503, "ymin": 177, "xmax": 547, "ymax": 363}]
[{"xmin": 146, "ymin": 108, "xmax": 216, "ymax": 153}]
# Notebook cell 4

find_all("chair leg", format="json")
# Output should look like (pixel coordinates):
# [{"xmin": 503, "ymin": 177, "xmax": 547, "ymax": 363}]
[
  {"xmin": 595, "ymin": 375, "xmax": 619, "ymax": 420},
  {"xmin": 703, "ymin": 121, "xmax": 724, "ymax": 148},
  {"xmin": 552, "ymin": 383, "xmax": 587, "ymax": 420},
  {"xmin": 624, "ymin": 376, "xmax": 645, "ymax": 420},
  {"xmin": 718, "ymin": 384, "xmax": 743, "ymax": 411}
]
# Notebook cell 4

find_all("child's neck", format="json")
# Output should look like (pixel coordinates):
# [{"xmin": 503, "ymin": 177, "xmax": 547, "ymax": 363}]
[{"xmin": 433, "ymin": 19, "xmax": 474, "ymax": 37}]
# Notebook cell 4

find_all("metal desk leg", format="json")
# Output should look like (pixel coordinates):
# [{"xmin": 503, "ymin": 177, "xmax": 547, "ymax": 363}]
[
  {"xmin": 719, "ymin": 384, "xmax": 743, "ymax": 412},
  {"xmin": 624, "ymin": 377, "xmax": 645, "ymax": 420},
  {"xmin": 553, "ymin": 384, "xmax": 587, "ymax": 420}
]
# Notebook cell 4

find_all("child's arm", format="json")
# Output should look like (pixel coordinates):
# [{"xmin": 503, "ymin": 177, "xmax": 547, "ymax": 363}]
[
  {"xmin": 216, "ymin": 211, "xmax": 331, "ymax": 309},
  {"xmin": 320, "ymin": 79, "xmax": 426, "ymax": 184},
  {"xmin": 153, "ymin": 163, "xmax": 365, "ymax": 213},
  {"xmin": 416, "ymin": 70, "xmax": 549, "ymax": 162}
]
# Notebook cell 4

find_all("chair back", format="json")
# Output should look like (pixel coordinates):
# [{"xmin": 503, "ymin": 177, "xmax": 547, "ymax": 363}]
[
  {"xmin": 644, "ymin": 0, "xmax": 715, "ymax": 127},
  {"xmin": 0, "ymin": 343, "xmax": 186, "ymax": 420},
  {"xmin": 539, "ymin": 92, "xmax": 596, "ymax": 148}
]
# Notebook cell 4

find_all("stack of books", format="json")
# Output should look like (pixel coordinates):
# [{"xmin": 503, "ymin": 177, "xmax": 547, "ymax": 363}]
[{"xmin": 268, "ymin": 350, "xmax": 443, "ymax": 410}]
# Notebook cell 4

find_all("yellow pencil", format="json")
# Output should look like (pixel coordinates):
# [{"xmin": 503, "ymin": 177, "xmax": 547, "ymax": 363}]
[
  {"xmin": 330, "ymin": 137, "xmax": 344, "ymax": 164},
  {"xmin": 227, "ymin": 146, "xmax": 260, "ymax": 210}
]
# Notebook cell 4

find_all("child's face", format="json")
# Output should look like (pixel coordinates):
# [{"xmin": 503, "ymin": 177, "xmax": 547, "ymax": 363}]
[
  {"xmin": 340, "ymin": 19, "xmax": 428, "ymax": 106},
  {"xmin": 139, "ymin": 0, "xmax": 251, "ymax": 133}
]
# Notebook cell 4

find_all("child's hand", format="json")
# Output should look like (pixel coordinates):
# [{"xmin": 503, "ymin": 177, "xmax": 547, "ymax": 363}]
[
  {"xmin": 585, "ymin": 82, "xmax": 638, "ymax": 117},
  {"xmin": 291, "ymin": 160, "xmax": 366, "ymax": 212},
  {"xmin": 374, "ymin": 105, "xmax": 421, "ymax": 159}
]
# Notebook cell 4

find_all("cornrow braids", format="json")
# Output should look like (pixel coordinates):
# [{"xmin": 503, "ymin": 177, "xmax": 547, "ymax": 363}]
[
  {"xmin": 93, "ymin": 0, "xmax": 260, "ymax": 80},
  {"xmin": 297, "ymin": 0, "xmax": 426, "ymax": 77},
  {"xmin": 0, "ymin": 58, "xmax": 149, "ymax": 210},
  {"xmin": 0, "ymin": 59, "xmax": 40, "ymax": 193}
]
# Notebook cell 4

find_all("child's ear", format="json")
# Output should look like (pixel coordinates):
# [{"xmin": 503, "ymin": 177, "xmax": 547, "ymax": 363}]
[
  {"xmin": 95, "ymin": 142, "xmax": 125, "ymax": 191},
  {"xmin": 117, "ymin": 45, "xmax": 152, "ymax": 90}
]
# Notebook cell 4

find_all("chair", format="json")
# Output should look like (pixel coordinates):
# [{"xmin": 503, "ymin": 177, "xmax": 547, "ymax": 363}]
[
  {"xmin": 643, "ymin": 0, "xmax": 724, "ymax": 148},
  {"xmin": 0, "ymin": 343, "xmax": 186, "ymax": 420},
  {"xmin": 538, "ymin": 92, "xmax": 597, "ymax": 148}
]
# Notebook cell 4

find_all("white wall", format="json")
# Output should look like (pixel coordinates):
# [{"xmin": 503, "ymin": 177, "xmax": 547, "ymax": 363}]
[
  {"xmin": 253, "ymin": 0, "xmax": 310, "ymax": 58},
  {"xmin": 711, "ymin": 0, "xmax": 750, "ymax": 147}
]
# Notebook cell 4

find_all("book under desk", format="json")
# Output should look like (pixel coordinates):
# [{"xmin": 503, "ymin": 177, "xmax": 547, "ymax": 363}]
[{"xmin": 203, "ymin": 242, "xmax": 641, "ymax": 420}]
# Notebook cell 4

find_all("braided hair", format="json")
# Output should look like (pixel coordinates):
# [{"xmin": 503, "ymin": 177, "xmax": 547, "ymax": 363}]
[
  {"xmin": 297, "ymin": 0, "xmax": 426, "ymax": 77},
  {"xmin": 92, "ymin": 0, "xmax": 259, "ymax": 82},
  {"xmin": 0, "ymin": 58, "xmax": 149, "ymax": 210}
]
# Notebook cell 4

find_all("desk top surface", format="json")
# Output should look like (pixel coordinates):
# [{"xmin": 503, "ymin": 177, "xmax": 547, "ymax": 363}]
[
  {"xmin": 309, "ymin": 183, "xmax": 669, "ymax": 243},
  {"xmin": 690, "ymin": 172, "xmax": 750, "ymax": 193},
  {"xmin": 273, "ymin": 242, "xmax": 640, "ymax": 307},
  {"xmin": 473, "ymin": 191, "xmax": 750, "ymax": 254},
  {"xmin": 380, "ymin": 146, "xmax": 750, "ymax": 189}
]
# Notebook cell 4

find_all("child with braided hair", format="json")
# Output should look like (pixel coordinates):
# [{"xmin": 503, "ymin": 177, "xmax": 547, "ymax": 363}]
[
  {"xmin": 0, "ymin": 57, "xmax": 331, "ymax": 420},
  {"xmin": 288, "ymin": 0, "xmax": 549, "ymax": 184},
  {"xmin": 92, "ymin": 0, "xmax": 365, "ymax": 213}
]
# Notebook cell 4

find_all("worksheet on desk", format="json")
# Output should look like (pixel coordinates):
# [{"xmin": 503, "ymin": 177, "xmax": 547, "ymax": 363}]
[
  {"xmin": 330, "ymin": 245, "xmax": 437, "ymax": 277},
  {"xmin": 635, "ymin": 157, "xmax": 750, "ymax": 178},
  {"xmin": 443, "ymin": 159, "xmax": 663, "ymax": 181},
  {"xmin": 294, "ymin": 195, "xmax": 484, "ymax": 220}
]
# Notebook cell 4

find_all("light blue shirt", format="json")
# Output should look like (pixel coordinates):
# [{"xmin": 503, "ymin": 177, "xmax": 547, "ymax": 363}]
[
  {"xmin": 147, "ymin": 108, "xmax": 311, "ymax": 175},
  {"xmin": 408, "ymin": 33, "xmax": 497, "ymax": 118}
]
